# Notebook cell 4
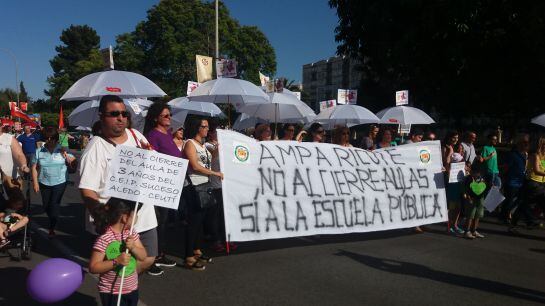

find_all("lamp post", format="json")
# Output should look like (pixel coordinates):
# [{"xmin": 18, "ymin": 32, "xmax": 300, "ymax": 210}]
[{"xmin": 0, "ymin": 48, "xmax": 20, "ymax": 106}]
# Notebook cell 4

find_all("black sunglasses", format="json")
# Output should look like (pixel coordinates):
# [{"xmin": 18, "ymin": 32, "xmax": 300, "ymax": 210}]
[{"xmin": 103, "ymin": 111, "xmax": 130, "ymax": 118}]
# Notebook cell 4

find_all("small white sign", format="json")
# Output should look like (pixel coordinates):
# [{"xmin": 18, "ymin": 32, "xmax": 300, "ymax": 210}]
[
  {"xmin": 396, "ymin": 90, "xmax": 409, "ymax": 106},
  {"xmin": 105, "ymin": 146, "xmax": 189, "ymax": 210},
  {"xmin": 293, "ymin": 91, "xmax": 301, "ymax": 100},
  {"xmin": 216, "ymin": 59, "xmax": 237, "ymax": 78},
  {"xmin": 484, "ymin": 186, "xmax": 505, "ymax": 212},
  {"xmin": 319, "ymin": 99, "xmax": 336, "ymax": 111},
  {"xmin": 448, "ymin": 162, "xmax": 466, "ymax": 183},
  {"xmin": 187, "ymin": 81, "xmax": 201, "ymax": 96},
  {"xmin": 337, "ymin": 89, "xmax": 357, "ymax": 105}
]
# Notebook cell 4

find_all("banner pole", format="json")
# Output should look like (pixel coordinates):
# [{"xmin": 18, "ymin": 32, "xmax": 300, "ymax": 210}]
[
  {"xmin": 226, "ymin": 233, "xmax": 231, "ymax": 255},
  {"xmin": 116, "ymin": 202, "xmax": 140, "ymax": 306}
]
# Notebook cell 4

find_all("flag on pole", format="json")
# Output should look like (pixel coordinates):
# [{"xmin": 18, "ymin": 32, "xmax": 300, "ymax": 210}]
[
  {"xmin": 196, "ymin": 55, "xmax": 213, "ymax": 83},
  {"xmin": 216, "ymin": 58, "xmax": 237, "ymax": 78},
  {"xmin": 10, "ymin": 104, "xmax": 37, "ymax": 127},
  {"xmin": 59, "ymin": 103, "xmax": 65, "ymax": 129}
]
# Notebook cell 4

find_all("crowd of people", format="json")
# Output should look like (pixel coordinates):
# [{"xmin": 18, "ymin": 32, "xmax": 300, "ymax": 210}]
[{"xmin": 1, "ymin": 94, "xmax": 544, "ymax": 305}]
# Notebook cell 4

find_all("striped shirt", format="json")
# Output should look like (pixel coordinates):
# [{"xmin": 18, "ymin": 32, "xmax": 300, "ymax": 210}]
[{"xmin": 93, "ymin": 227, "xmax": 140, "ymax": 294}]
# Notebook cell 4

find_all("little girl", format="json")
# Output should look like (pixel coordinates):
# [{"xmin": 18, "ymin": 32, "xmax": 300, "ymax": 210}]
[
  {"xmin": 463, "ymin": 167, "xmax": 488, "ymax": 239},
  {"xmin": 89, "ymin": 198, "xmax": 147, "ymax": 306}
]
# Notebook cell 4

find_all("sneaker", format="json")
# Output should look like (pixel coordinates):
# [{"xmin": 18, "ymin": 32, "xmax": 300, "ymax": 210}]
[
  {"xmin": 448, "ymin": 227, "xmax": 456, "ymax": 234},
  {"xmin": 155, "ymin": 256, "xmax": 176, "ymax": 267},
  {"xmin": 147, "ymin": 264, "xmax": 164, "ymax": 276},
  {"xmin": 454, "ymin": 226, "xmax": 465, "ymax": 234},
  {"xmin": 473, "ymin": 231, "xmax": 485, "ymax": 238},
  {"xmin": 464, "ymin": 231, "xmax": 475, "ymax": 239}
]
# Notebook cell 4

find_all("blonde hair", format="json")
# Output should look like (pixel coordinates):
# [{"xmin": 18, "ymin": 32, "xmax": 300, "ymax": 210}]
[
  {"xmin": 537, "ymin": 137, "xmax": 545, "ymax": 157},
  {"xmin": 332, "ymin": 126, "xmax": 350, "ymax": 145}
]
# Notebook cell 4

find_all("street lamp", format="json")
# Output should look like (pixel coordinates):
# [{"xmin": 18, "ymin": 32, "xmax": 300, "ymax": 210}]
[{"xmin": 0, "ymin": 48, "xmax": 20, "ymax": 106}]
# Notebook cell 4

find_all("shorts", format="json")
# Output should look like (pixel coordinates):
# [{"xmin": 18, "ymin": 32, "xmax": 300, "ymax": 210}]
[
  {"xmin": 465, "ymin": 198, "xmax": 484, "ymax": 219},
  {"xmin": 138, "ymin": 228, "xmax": 158, "ymax": 257}
]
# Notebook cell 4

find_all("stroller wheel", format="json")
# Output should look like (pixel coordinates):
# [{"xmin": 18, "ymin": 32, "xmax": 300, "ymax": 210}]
[{"xmin": 22, "ymin": 239, "xmax": 32, "ymax": 260}]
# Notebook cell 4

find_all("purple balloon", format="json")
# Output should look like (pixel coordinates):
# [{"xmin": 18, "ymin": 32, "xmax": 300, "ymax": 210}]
[{"xmin": 27, "ymin": 258, "xmax": 84, "ymax": 303}]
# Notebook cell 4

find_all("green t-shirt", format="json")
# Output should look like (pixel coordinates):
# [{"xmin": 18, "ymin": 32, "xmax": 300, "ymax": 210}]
[
  {"xmin": 59, "ymin": 133, "xmax": 70, "ymax": 147},
  {"xmin": 481, "ymin": 145, "xmax": 499, "ymax": 174}
]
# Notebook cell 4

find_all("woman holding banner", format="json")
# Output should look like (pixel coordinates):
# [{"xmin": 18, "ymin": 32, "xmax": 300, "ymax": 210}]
[
  {"xmin": 304, "ymin": 123, "xmax": 325, "ymax": 143},
  {"xmin": 183, "ymin": 118, "xmax": 223, "ymax": 270},
  {"xmin": 376, "ymin": 129, "xmax": 396, "ymax": 149},
  {"xmin": 442, "ymin": 131, "xmax": 465, "ymax": 235},
  {"xmin": 143, "ymin": 102, "xmax": 179, "ymax": 275},
  {"xmin": 332, "ymin": 126, "xmax": 352, "ymax": 147}
]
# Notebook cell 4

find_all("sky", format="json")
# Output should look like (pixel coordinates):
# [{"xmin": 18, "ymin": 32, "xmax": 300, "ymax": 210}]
[{"xmin": 0, "ymin": 0, "xmax": 339, "ymax": 100}]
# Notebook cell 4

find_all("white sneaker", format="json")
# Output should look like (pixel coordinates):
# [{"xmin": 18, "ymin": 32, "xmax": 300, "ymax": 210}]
[
  {"xmin": 464, "ymin": 231, "xmax": 475, "ymax": 239},
  {"xmin": 473, "ymin": 231, "xmax": 485, "ymax": 238}
]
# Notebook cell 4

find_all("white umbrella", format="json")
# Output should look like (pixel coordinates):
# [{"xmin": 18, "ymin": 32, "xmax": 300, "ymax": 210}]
[
  {"xmin": 311, "ymin": 105, "xmax": 379, "ymax": 130},
  {"xmin": 531, "ymin": 114, "xmax": 545, "ymax": 127},
  {"xmin": 232, "ymin": 113, "xmax": 268, "ymax": 131},
  {"xmin": 239, "ymin": 92, "xmax": 316, "ymax": 124},
  {"xmin": 75, "ymin": 126, "xmax": 91, "ymax": 131},
  {"xmin": 68, "ymin": 98, "xmax": 152, "ymax": 131},
  {"xmin": 168, "ymin": 97, "xmax": 224, "ymax": 117},
  {"xmin": 61, "ymin": 70, "xmax": 167, "ymax": 101},
  {"xmin": 376, "ymin": 106, "xmax": 435, "ymax": 125},
  {"xmin": 188, "ymin": 78, "xmax": 269, "ymax": 109}
]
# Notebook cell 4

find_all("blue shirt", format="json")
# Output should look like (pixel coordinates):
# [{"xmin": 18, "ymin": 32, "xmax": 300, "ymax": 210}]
[
  {"xmin": 17, "ymin": 133, "xmax": 40, "ymax": 154},
  {"xmin": 32, "ymin": 146, "xmax": 73, "ymax": 186},
  {"xmin": 506, "ymin": 150, "xmax": 527, "ymax": 188}
]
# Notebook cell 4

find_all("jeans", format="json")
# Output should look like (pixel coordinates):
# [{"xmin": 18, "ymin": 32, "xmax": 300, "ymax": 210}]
[{"xmin": 39, "ymin": 182, "xmax": 67, "ymax": 230}]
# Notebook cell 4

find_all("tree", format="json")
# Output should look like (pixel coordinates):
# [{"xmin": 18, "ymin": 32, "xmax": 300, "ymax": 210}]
[
  {"xmin": 115, "ymin": 0, "xmax": 276, "ymax": 97},
  {"xmin": 0, "ymin": 88, "xmax": 17, "ymax": 115},
  {"xmin": 45, "ymin": 25, "xmax": 103, "ymax": 100},
  {"xmin": 329, "ymin": 0, "xmax": 545, "ymax": 121}
]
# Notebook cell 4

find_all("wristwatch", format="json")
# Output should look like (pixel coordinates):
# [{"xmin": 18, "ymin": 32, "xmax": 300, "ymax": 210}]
[{"xmin": 112, "ymin": 259, "xmax": 119, "ymax": 267}]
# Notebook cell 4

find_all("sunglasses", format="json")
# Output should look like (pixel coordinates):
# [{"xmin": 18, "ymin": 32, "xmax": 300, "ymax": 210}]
[
  {"xmin": 200, "ymin": 125, "xmax": 209, "ymax": 129},
  {"xmin": 160, "ymin": 113, "xmax": 171, "ymax": 118},
  {"xmin": 286, "ymin": 129, "xmax": 295, "ymax": 132},
  {"xmin": 316, "ymin": 130, "xmax": 325, "ymax": 134},
  {"xmin": 103, "ymin": 111, "xmax": 130, "ymax": 118}
]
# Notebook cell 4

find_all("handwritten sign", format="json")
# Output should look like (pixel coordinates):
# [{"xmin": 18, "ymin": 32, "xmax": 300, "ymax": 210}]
[
  {"xmin": 216, "ymin": 59, "xmax": 237, "ymax": 78},
  {"xmin": 218, "ymin": 130, "xmax": 447, "ymax": 242},
  {"xmin": 396, "ymin": 90, "xmax": 409, "ymax": 106},
  {"xmin": 105, "ymin": 145, "xmax": 189, "ymax": 210},
  {"xmin": 448, "ymin": 162, "xmax": 466, "ymax": 183}
]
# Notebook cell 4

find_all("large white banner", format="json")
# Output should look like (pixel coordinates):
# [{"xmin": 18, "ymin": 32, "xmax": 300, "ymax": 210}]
[
  {"xmin": 105, "ymin": 145, "xmax": 189, "ymax": 210},
  {"xmin": 218, "ymin": 130, "xmax": 447, "ymax": 242}
]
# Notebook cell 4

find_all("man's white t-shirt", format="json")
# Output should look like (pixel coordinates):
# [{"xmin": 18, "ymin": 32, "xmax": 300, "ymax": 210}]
[{"xmin": 79, "ymin": 128, "xmax": 157, "ymax": 233}]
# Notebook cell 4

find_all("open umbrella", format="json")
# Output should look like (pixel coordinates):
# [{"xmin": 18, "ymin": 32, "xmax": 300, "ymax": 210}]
[
  {"xmin": 168, "ymin": 97, "xmax": 225, "ymax": 117},
  {"xmin": 310, "ymin": 105, "xmax": 379, "ymax": 130},
  {"xmin": 188, "ymin": 78, "xmax": 269, "ymax": 109},
  {"xmin": 232, "ymin": 113, "xmax": 268, "ymax": 131},
  {"xmin": 68, "ymin": 98, "xmax": 152, "ymax": 131},
  {"xmin": 376, "ymin": 106, "xmax": 435, "ymax": 125},
  {"xmin": 239, "ymin": 92, "xmax": 315, "ymax": 124},
  {"xmin": 531, "ymin": 114, "xmax": 545, "ymax": 127},
  {"xmin": 61, "ymin": 70, "xmax": 166, "ymax": 101}
]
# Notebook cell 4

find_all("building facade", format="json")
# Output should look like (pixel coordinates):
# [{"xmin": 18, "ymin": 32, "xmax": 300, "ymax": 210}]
[{"xmin": 302, "ymin": 56, "xmax": 362, "ymax": 108}]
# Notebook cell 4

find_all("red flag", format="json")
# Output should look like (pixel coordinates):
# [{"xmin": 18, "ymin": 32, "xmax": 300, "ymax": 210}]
[
  {"xmin": 10, "ymin": 105, "xmax": 37, "ymax": 127},
  {"xmin": 58, "ymin": 103, "xmax": 64, "ymax": 129}
]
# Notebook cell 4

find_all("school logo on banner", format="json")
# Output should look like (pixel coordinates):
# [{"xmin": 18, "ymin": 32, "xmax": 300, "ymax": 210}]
[
  {"xmin": 233, "ymin": 143, "xmax": 250, "ymax": 163},
  {"xmin": 419, "ymin": 148, "xmax": 431, "ymax": 164}
]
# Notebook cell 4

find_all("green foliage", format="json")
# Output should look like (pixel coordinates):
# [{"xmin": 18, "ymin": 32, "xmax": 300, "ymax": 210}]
[
  {"xmin": 0, "ymin": 88, "xmax": 17, "ymax": 116},
  {"xmin": 19, "ymin": 82, "xmax": 29, "ymax": 102},
  {"xmin": 329, "ymin": 0, "xmax": 545, "ymax": 118},
  {"xmin": 115, "ymin": 0, "xmax": 276, "ymax": 97},
  {"xmin": 45, "ymin": 25, "xmax": 103, "ymax": 99}
]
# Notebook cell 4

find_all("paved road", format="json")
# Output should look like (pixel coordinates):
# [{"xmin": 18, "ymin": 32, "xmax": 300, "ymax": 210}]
[{"xmin": 1, "ymin": 174, "xmax": 544, "ymax": 306}]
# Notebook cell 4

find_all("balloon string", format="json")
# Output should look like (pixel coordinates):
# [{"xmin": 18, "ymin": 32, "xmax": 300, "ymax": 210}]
[{"xmin": 116, "ymin": 202, "xmax": 139, "ymax": 306}]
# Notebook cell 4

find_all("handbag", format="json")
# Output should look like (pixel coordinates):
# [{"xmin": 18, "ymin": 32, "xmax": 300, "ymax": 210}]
[
  {"xmin": 187, "ymin": 177, "xmax": 217, "ymax": 209},
  {"xmin": 186, "ymin": 147, "xmax": 217, "ymax": 209}
]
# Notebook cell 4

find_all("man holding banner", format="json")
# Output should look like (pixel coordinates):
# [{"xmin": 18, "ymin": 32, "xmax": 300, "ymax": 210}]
[{"xmin": 79, "ymin": 95, "xmax": 158, "ymax": 274}]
